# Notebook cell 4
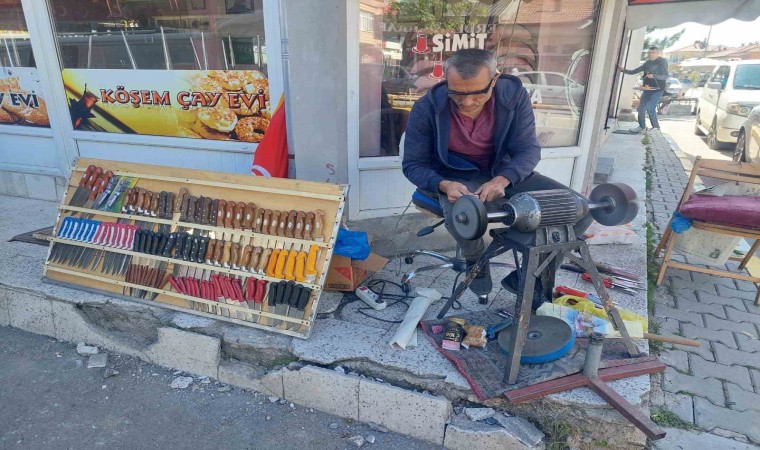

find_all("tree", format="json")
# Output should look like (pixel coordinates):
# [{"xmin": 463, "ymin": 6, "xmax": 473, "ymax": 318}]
[
  {"xmin": 643, "ymin": 26, "xmax": 685, "ymax": 53},
  {"xmin": 386, "ymin": 0, "xmax": 489, "ymax": 30}
]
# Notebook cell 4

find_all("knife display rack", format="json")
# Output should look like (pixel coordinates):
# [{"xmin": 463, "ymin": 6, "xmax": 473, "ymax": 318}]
[{"xmin": 43, "ymin": 158, "xmax": 346, "ymax": 339}]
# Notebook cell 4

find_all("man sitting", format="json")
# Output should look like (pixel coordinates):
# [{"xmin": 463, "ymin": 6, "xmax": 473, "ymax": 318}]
[{"xmin": 402, "ymin": 49, "xmax": 592, "ymax": 298}]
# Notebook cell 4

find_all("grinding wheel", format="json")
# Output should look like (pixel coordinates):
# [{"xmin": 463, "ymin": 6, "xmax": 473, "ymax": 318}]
[
  {"xmin": 589, "ymin": 183, "xmax": 639, "ymax": 226},
  {"xmin": 449, "ymin": 195, "xmax": 488, "ymax": 240},
  {"xmin": 497, "ymin": 316, "xmax": 575, "ymax": 364}
]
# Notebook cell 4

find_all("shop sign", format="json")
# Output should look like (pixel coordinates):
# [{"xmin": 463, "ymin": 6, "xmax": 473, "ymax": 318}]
[
  {"xmin": 62, "ymin": 69, "xmax": 271, "ymax": 142},
  {"xmin": 0, "ymin": 67, "xmax": 50, "ymax": 128}
]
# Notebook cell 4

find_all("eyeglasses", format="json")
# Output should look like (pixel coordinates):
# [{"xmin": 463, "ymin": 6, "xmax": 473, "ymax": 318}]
[{"xmin": 447, "ymin": 75, "xmax": 498, "ymax": 98}]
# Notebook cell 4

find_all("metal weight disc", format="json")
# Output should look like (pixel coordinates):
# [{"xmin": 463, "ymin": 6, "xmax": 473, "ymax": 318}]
[
  {"xmin": 589, "ymin": 183, "xmax": 639, "ymax": 226},
  {"xmin": 497, "ymin": 315, "xmax": 575, "ymax": 364},
  {"xmin": 449, "ymin": 195, "xmax": 488, "ymax": 240}
]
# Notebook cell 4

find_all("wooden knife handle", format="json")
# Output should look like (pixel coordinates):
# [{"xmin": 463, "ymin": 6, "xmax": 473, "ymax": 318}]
[
  {"xmin": 243, "ymin": 203, "xmax": 256, "ymax": 230},
  {"xmin": 250, "ymin": 246, "xmax": 263, "ymax": 271},
  {"xmin": 254, "ymin": 208, "xmax": 265, "ymax": 233},
  {"xmin": 216, "ymin": 199, "xmax": 227, "ymax": 227},
  {"xmin": 150, "ymin": 192, "xmax": 160, "ymax": 217},
  {"xmin": 294, "ymin": 211, "xmax": 306, "ymax": 240},
  {"xmin": 314, "ymin": 209, "xmax": 325, "ymax": 241},
  {"xmin": 268, "ymin": 210, "xmax": 280, "ymax": 235},
  {"xmin": 175, "ymin": 188, "xmax": 189, "ymax": 213},
  {"xmin": 213, "ymin": 240, "xmax": 224, "ymax": 264},
  {"xmin": 205, "ymin": 239, "xmax": 217, "ymax": 263},
  {"xmin": 303, "ymin": 212, "xmax": 315, "ymax": 241},
  {"xmin": 230, "ymin": 242, "xmax": 241, "ymax": 268},
  {"xmin": 261, "ymin": 209, "xmax": 272, "ymax": 234},
  {"xmin": 277, "ymin": 211, "xmax": 289, "ymax": 237},
  {"xmin": 221, "ymin": 241, "xmax": 232, "ymax": 267},
  {"xmin": 225, "ymin": 201, "xmax": 236, "ymax": 228},
  {"xmin": 285, "ymin": 210, "xmax": 297, "ymax": 238},
  {"xmin": 234, "ymin": 202, "xmax": 245, "ymax": 229},
  {"xmin": 241, "ymin": 245, "xmax": 253, "ymax": 270}
]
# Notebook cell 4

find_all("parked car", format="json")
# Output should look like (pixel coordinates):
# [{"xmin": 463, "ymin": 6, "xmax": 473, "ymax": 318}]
[
  {"xmin": 695, "ymin": 59, "xmax": 760, "ymax": 149},
  {"xmin": 733, "ymin": 105, "xmax": 760, "ymax": 163},
  {"xmin": 507, "ymin": 70, "xmax": 586, "ymax": 108},
  {"xmin": 665, "ymin": 78, "xmax": 682, "ymax": 95}
]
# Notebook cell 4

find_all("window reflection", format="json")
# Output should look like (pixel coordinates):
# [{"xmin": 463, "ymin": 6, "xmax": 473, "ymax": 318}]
[
  {"xmin": 359, "ymin": 0, "xmax": 600, "ymax": 157},
  {"xmin": 50, "ymin": 0, "xmax": 266, "ymax": 72}
]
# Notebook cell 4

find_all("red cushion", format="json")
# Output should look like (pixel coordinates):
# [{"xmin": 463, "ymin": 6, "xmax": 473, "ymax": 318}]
[{"xmin": 679, "ymin": 194, "xmax": 760, "ymax": 229}]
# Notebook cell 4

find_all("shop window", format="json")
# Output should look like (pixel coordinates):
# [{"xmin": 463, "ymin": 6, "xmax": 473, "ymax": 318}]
[
  {"xmin": 358, "ymin": 0, "xmax": 601, "ymax": 157},
  {"xmin": 0, "ymin": 0, "xmax": 51, "ymax": 128},
  {"xmin": 49, "ymin": 0, "xmax": 272, "ymax": 143}
]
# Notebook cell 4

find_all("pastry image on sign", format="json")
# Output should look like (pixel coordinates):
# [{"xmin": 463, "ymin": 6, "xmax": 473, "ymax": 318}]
[
  {"xmin": 61, "ymin": 69, "xmax": 271, "ymax": 142},
  {"xmin": 0, "ymin": 68, "xmax": 51, "ymax": 128}
]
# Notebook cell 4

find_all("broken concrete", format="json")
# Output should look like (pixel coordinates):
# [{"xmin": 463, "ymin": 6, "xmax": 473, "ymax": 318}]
[{"xmin": 444, "ymin": 416, "xmax": 544, "ymax": 450}]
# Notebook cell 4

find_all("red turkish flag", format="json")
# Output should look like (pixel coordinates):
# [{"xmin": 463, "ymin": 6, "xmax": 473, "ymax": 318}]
[{"xmin": 251, "ymin": 95, "xmax": 288, "ymax": 178}]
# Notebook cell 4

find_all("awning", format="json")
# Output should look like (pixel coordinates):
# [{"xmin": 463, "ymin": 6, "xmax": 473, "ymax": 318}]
[{"xmin": 626, "ymin": 0, "xmax": 760, "ymax": 29}]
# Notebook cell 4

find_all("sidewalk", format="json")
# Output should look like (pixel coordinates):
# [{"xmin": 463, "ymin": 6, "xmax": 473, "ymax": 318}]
[{"xmin": 644, "ymin": 129, "xmax": 760, "ymax": 448}]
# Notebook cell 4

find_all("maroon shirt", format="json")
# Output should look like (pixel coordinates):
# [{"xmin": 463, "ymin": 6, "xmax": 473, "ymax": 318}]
[{"xmin": 448, "ymin": 96, "xmax": 496, "ymax": 170}]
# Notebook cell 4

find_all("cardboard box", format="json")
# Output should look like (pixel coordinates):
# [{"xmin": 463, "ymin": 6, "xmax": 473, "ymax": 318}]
[{"xmin": 325, "ymin": 253, "xmax": 389, "ymax": 292}]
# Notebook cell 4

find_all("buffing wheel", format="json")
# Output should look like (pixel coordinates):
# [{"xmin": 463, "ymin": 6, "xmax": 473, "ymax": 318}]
[
  {"xmin": 588, "ymin": 183, "xmax": 639, "ymax": 226},
  {"xmin": 497, "ymin": 315, "xmax": 575, "ymax": 364}
]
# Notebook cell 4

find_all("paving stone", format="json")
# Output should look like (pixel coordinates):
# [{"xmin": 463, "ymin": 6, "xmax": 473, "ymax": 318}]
[
  {"xmin": 753, "ymin": 369, "xmax": 760, "ymax": 394},
  {"xmin": 491, "ymin": 415, "xmax": 545, "ymax": 448},
  {"xmin": 652, "ymin": 428, "xmax": 757, "ymax": 450},
  {"xmin": 663, "ymin": 392, "xmax": 694, "ymax": 424},
  {"xmin": 664, "ymin": 269, "xmax": 692, "ymax": 282},
  {"xmin": 654, "ymin": 303, "xmax": 703, "ymax": 326},
  {"xmin": 690, "ymin": 355, "xmax": 753, "ymax": 392},
  {"xmin": 6, "ymin": 290, "xmax": 55, "ymax": 338},
  {"xmin": 676, "ymin": 297, "xmax": 726, "ymax": 318},
  {"xmin": 283, "ymin": 366, "xmax": 359, "ymax": 420},
  {"xmin": 725, "ymin": 382, "xmax": 760, "ymax": 413},
  {"xmin": 663, "ymin": 367, "xmax": 724, "ymax": 405},
  {"xmin": 671, "ymin": 278, "xmax": 717, "ymax": 295},
  {"xmin": 659, "ymin": 349, "xmax": 690, "ymax": 373},
  {"xmin": 698, "ymin": 292, "xmax": 747, "ymax": 310},
  {"xmin": 704, "ymin": 315, "xmax": 757, "ymax": 336},
  {"xmin": 736, "ymin": 333, "xmax": 760, "ymax": 353},
  {"xmin": 716, "ymin": 285, "xmax": 758, "ymax": 302},
  {"xmin": 666, "ymin": 337, "xmax": 716, "ymax": 361},
  {"xmin": 443, "ymin": 416, "xmax": 543, "ymax": 450},
  {"xmin": 713, "ymin": 342, "xmax": 760, "ymax": 370},
  {"xmin": 694, "ymin": 397, "xmax": 760, "ymax": 444},
  {"xmin": 657, "ymin": 318, "xmax": 682, "ymax": 334},
  {"xmin": 726, "ymin": 306, "xmax": 760, "ymax": 326},
  {"xmin": 691, "ymin": 272, "xmax": 737, "ymax": 288},
  {"xmin": 743, "ymin": 300, "xmax": 760, "ymax": 315},
  {"xmin": 734, "ymin": 280, "xmax": 758, "ymax": 292},
  {"xmin": 359, "ymin": 379, "xmax": 452, "ymax": 445},
  {"xmin": 682, "ymin": 323, "xmax": 738, "ymax": 349}
]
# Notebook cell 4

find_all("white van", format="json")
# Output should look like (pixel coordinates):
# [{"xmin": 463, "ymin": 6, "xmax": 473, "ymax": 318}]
[{"xmin": 695, "ymin": 59, "xmax": 760, "ymax": 149}]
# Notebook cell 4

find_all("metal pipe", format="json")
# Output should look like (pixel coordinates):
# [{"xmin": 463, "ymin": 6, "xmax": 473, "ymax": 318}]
[
  {"xmin": 583, "ymin": 332, "xmax": 605, "ymax": 378},
  {"xmin": 227, "ymin": 35, "xmax": 235, "ymax": 69},
  {"xmin": 190, "ymin": 36, "xmax": 202, "ymax": 70},
  {"xmin": 3, "ymin": 39, "xmax": 14, "ymax": 68},
  {"xmin": 160, "ymin": 27, "xmax": 172, "ymax": 70},
  {"xmin": 120, "ymin": 30, "xmax": 137, "ymax": 69},
  {"xmin": 87, "ymin": 35, "xmax": 93, "ymax": 68},
  {"xmin": 201, "ymin": 32, "xmax": 208, "ymax": 70},
  {"xmin": 11, "ymin": 38, "xmax": 20, "ymax": 66},
  {"xmin": 482, "ymin": 200, "xmax": 609, "ymax": 222}
]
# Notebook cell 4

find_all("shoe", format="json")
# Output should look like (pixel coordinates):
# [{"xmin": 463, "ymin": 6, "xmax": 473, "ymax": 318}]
[
  {"xmin": 467, "ymin": 260, "xmax": 492, "ymax": 296},
  {"xmin": 500, "ymin": 270, "xmax": 550, "ymax": 311},
  {"xmin": 628, "ymin": 126, "xmax": 644, "ymax": 133}
]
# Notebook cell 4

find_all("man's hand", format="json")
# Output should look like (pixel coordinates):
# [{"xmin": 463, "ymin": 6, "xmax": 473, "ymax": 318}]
[
  {"xmin": 645, "ymin": 73, "xmax": 654, "ymax": 79},
  {"xmin": 439, "ymin": 180, "xmax": 472, "ymax": 203},
  {"xmin": 617, "ymin": 65, "xmax": 625, "ymax": 72},
  {"xmin": 474, "ymin": 176, "xmax": 511, "ymax": 202}
]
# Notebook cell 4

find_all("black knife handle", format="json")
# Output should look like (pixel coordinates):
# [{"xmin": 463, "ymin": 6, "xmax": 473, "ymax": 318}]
[
  {"xmin": 296, "ymin": 286, "xmax": 311, "ymax": 310},
  {"xmin": 155, "ymin": 233, "xmax": 167, "ymax": 256},
  {"xmin": 133, "ymin": 229, "xmax": 144, "ymax": 252},
  {"xmin": 197, "ymin": 237, "xmax": 209, "ymax": 264},
  {"xmin": 268, "ymin": 281, "xmax": 279, "ymax": 307},
  {"xmin": 282, "ymin": 281, "xmax": 295, "ymax": 306},
  {"xmin": 163, "ymin": 232, "xmax": 177, "ymax": 257},
  {"xmin": 290, "ymin": 284, "xmax": 303, "ymax": 307}
]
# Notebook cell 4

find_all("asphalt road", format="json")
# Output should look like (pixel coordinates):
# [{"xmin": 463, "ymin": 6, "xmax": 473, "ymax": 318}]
[
  {"xmin": 0, "ymin": 326, "xmax": 440, "ymax": 450},
  {"xmin": 658, "ymin": 115, "xmax": 734, "ymax": 162}
]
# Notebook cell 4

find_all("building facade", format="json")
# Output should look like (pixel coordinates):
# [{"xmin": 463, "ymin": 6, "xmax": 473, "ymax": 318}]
[{"xmin": 1, "ymin": 0, "xmax": 756, "ymax": 220}]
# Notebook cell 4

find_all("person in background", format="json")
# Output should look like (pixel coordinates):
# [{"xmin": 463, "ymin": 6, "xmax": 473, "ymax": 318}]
[{"xmin": 618, "ymin": 46, "xmax": 669, "ymax": 133}]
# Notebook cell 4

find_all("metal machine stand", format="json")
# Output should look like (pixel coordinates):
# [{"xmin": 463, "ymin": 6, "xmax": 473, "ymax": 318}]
[{"xmin": 437, "ymin": 223, "xmax": 641, "ymax": 385}]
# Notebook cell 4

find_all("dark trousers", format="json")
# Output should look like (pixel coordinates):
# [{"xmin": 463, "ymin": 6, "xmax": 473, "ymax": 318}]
[
  {"xmin": 637, "ymin": 89, "xmax": 665, "ymax": 129},
  {"xmin": 438, "ymin": 172, "xmax": 594, "ymax": 260}
]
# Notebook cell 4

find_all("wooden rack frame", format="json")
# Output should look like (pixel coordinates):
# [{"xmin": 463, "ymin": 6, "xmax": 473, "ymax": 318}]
[{"xmin": 43, "ymin": 158, "xmax": 346, "ymax": 339}]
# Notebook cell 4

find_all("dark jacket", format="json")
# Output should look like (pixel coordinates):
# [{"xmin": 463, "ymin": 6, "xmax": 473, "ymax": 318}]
[
  {"xmin": 624, "ymin": 57, "xmax": 669, "ymax": 90},
  {"xmin": 402, "ymin": 74, "xmax": 541, "ymax": 193}
]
